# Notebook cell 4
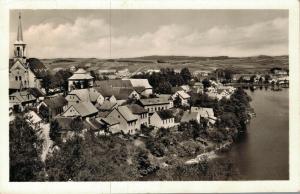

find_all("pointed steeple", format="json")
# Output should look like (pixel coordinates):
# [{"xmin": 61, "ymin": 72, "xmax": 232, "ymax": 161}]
[{"xmin": 17, "ymin": 12, "xmax": 23, "ymax": 42}]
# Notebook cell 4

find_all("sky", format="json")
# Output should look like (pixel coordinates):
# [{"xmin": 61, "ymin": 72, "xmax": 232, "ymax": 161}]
[{"xmin": 9, "ymin": 9, "xmax": 288, "ymax": 59}]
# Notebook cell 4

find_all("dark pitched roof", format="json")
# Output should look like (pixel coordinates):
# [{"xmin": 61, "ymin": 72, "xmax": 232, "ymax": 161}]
[
  {"xmin": 94, "ymin": 86, "xmax": 113, "ymax": 98},
  {"xmin": 127, "ymin": 104, "xmax": 148, "ymax": 114},
  {"xmin": 139, "ymin": 98, "xmax": 170, "ymax": 106},
  {"xmin": 98, "ymin": 101, "xmax": 118, "ymax": 111},
  {"xmin": 55, "ymin": 116, "xmax": 73, "ymax": 130},
  {"xmin": 27, "ymin": 58, "xmax": 47, "ymax": 78},
  {"xmin": 95, "ymin": 80, "xmax": 133, "ymax": 88},
  {"xmin": 28, "ymin": 88, "xmax": 46, "ymax": 98},
  {"xmin": 133, "ymin": 86, "xmax": 146, "ymax": 93},
  {"xmin": 181, "ymin": 111, "xmax": 199, "ymax": 123},
  {"xmin": 157, "ymin": 110, "xmax": 174, "ymax": 120},
  {"xmin": 43, "ymin": 95, "xmax": 68, "ymax": 109},
  {"xmin": 112, "ymin": 88, "xmax": 135, "ymax": 100}
]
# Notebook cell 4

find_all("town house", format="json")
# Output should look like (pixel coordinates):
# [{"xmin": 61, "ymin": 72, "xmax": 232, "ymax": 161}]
[
  {"xmin": 106, "ymin": 106, "xmax": 140, "ymax": 134},
  {"xmin": 150, "ymin": 110, "xmax": 176, "ymax": 129},
  {"xmin": 37, "ymin": 94, "xmax": 68, "ymax": 119}
]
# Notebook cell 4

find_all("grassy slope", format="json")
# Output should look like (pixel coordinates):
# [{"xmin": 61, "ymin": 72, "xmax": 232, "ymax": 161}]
[{"xmin": 41, "ymin": 55, "xmax": 289, "ymax": 74}]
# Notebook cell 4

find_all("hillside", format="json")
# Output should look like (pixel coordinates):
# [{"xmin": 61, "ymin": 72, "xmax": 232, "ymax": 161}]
[{"xmin": 40, "ymin": 55, "xmax": 289, "ymax": 74}]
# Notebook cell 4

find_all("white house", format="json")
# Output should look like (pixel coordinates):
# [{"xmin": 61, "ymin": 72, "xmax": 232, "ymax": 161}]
[
  {"xmin": 191, "ymin": 107, "xmax": 217, "ymax": 125},
  {"xmin": 150, "ymin": 110, "xmax": 176, "ymax": 129},
  {"xmin": 172, "ymin": 90, "xmax": 191, "ymax": 106},
  {"xmin": 62, "ymin": 101, "xmax": 98, "ymax": 119},
  {"xmin": 65, "ymin": 88, "xmax": 104, "ymax": 105}
]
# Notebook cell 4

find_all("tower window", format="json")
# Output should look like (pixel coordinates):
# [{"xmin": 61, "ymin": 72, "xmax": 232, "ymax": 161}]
[
  {"xmin": 19, "ymin": 76, "xmax": 22, "ymax": 80},
  {"xmin": 15, "ymin": 76, "xmax": 18, "ymax": 81}
]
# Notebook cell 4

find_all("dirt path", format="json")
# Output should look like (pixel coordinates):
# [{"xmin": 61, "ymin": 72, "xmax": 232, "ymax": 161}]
[{"xmin": 39, "ymin": 123, "xmax": 53, "ymax": 162}]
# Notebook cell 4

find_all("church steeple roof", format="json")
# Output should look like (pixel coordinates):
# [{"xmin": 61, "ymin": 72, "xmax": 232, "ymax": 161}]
[{"xmin": 17, "ymin": 12, "xmax": 23, "ymax": 42}]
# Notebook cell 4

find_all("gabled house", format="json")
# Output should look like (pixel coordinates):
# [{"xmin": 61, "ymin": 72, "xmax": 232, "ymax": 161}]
[
  {"xmin": 181, "ymin": 111, "xmax": 200, "ymax": 124},
  {"xmin": 172, "ymin": 90, "xmax": 191, "ymax": 106},
  {"xmin": 127, "ymin": 104, "xmax": 149, "ymax": 127},
  {"xmin": 37, "ymin": 94, "xmax": 68, "ymax": 119},
  {"xmin": 9, "ymin": 90, "xmax": 36, "ymax": 112},
  {"xmin": 62, "ymin": 101, "xmax": 98, "ymax": 119},
  {"xmin": 65, "ymin": 88, "xmax": 104, "ymax": 105},
  {"xmin": 150, "ymin": 110, "xmax": 176, "ymax": 129},
  {"xmin": 191, "ymin": 107, "xmax": 217, "ymax": 125},
  {"xmin": 106, "ymin": 106, "xmax": 140, "ymax": 134},
  {"xmin": 138, "ymin": 97, "xmax": 172, "ymax": 114}
]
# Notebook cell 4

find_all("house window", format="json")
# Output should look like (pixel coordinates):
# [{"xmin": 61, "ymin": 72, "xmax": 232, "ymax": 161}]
[{"xmin": 24, "ymin": 80, "xmax": 26, "ymax": 85}]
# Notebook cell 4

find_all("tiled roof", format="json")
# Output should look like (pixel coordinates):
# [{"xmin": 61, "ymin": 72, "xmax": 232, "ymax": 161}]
[
  {"xmin": 98, "ymin": 116, "xmax": 120, "ymax": 126},
  {"xmin": 139, "ymin": 98, "xmax": 170, "ymax": 106},
  {"xmin": 10, "ymin": 90, "xmax": 36, "ymax": 103},
  {"xmin": 94, "ymin": 86, "xmax": 113, "ymax": 98},
  {"xmin": 181, "ymin": 111, "xmax": 199, "ymax": 123},
  {"xmin": 98, "ymin": 101, "xmax": 118, "ymax": 111},
  {"xmin": 55, "ymin": 116, "xmax": 73, "ymax": 130},
  {"xmin": 44, "ymin": 95, "xmax": 67, "ymax": 109},
  {"xmin": 28, "ymin": 88, "xmax": 46, "ymax": 98},
  {"xmin": 117, "ymin": 106, "xmax": 138, "ymax": 121},
  {"xmin": 70, "ymin": 102, "xmax": 98, "ymax": 117},
  {"xmin": 126, "ymin": 79, "xmax": 152, "ymax": 89},
  {"xmin": 68, "ymin": 68, "xmax": 94, "ymax": 80},
  {"xmin": 127, "ymin": 104, "xmax": 148, "ymax": 114},
  {"xmin": 157, "ymin": 110, "xmax": 174, "ymax": 120},
  {"xmin": 27, "ymin": 58, "xmax": 48, "ymax": 78},
  {"xmin": 95, "ymin": 80, "xmax": 133, "ymax": 88},
  {"xmin": 68, "ymin": 88, "xmax": 101, "ymax": 102},
  {"xmin": 176, "ymin": 90, "xmax": 190, "ymax": 99}
]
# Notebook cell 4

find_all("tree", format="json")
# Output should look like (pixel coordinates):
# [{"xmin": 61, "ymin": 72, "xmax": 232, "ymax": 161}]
[
  {"xmin": 41, "ymin": 72, "xmax": 53, "ymax": 95},
  {"xmin": 156, "ymin": 81, "xmax": 172, "ymax": 94},
  {"xmin": 50, "ymin": 120, "xmax": 62, "ymax": 145},
  {"xmin": 39, "ymin": 104, "xmax": 49, "ymax": 121},
  {"xmin": 10, "ymin": 115, "xmax": 44, "ymax": 181},
  {"xmin": 70, "ymin": 117, "xmax": 84, "ymax": 134},
  {"xmin": 180, "ymin": 67, "xmax": 192, "ymax": 84},
  {"xmin": 173, "ymin": 95, "xmax": 182, "ymax": 108},
  {"xmin": 202, "ymin": 78, "xmax": 211, "ymax": 89},
  {"xmin": 54, "ymin": 70, "xmax": 73, "ymax": 93}
]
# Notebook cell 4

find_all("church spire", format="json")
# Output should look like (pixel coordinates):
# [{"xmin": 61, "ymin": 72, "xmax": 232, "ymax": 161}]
[{"xmin": 17, "ymin": 12, "xmax": 23, "ymax": 42}]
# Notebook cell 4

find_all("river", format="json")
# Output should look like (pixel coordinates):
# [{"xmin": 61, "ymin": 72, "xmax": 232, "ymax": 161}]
[{"xmin": 220, "ymin": 87, "xmax": 289, "ymax": 180}]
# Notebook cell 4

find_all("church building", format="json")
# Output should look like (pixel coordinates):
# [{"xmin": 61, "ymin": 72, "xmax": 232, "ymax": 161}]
[{"xmin": 9, "ymin": 13, "xmax": 47, "ymax": 92}]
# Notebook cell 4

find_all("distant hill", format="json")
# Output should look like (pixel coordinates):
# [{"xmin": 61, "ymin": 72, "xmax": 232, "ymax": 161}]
[{"xmin": 37, "ymin": 55, "xmax": 288, "ymax": 74}]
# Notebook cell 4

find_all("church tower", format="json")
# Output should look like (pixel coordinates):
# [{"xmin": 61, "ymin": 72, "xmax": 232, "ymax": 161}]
[{"xmin": 13, "ymin": 13, "xmax": 26, "ymax": 64}]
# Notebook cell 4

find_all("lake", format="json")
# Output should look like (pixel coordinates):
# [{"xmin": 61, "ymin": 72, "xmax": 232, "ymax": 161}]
[{"xmin": 221, "ymin": 87, "xmax": 289, "ymax": 180}]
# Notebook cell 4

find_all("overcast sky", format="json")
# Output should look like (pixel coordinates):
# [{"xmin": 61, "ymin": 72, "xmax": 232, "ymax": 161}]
[{"xmin": 10, "ymin": 10, "xmax": 288, "ymax": 59}]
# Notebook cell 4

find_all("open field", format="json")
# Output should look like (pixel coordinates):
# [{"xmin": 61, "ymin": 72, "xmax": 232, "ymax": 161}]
[{"xmin": 41, "ymin": 55, "xmax": 288, "ymax": 74}]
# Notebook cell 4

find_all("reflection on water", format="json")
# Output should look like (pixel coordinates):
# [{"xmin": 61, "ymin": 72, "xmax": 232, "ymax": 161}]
[{"xmin": 221, "ymin": 88, "xmax": 289, "ymax": 180}]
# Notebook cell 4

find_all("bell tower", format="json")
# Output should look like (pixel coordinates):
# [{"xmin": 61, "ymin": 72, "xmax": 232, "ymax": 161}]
[{"xmin": 13, "ymin": 12, "xmax": 26, "ymax": 63}]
